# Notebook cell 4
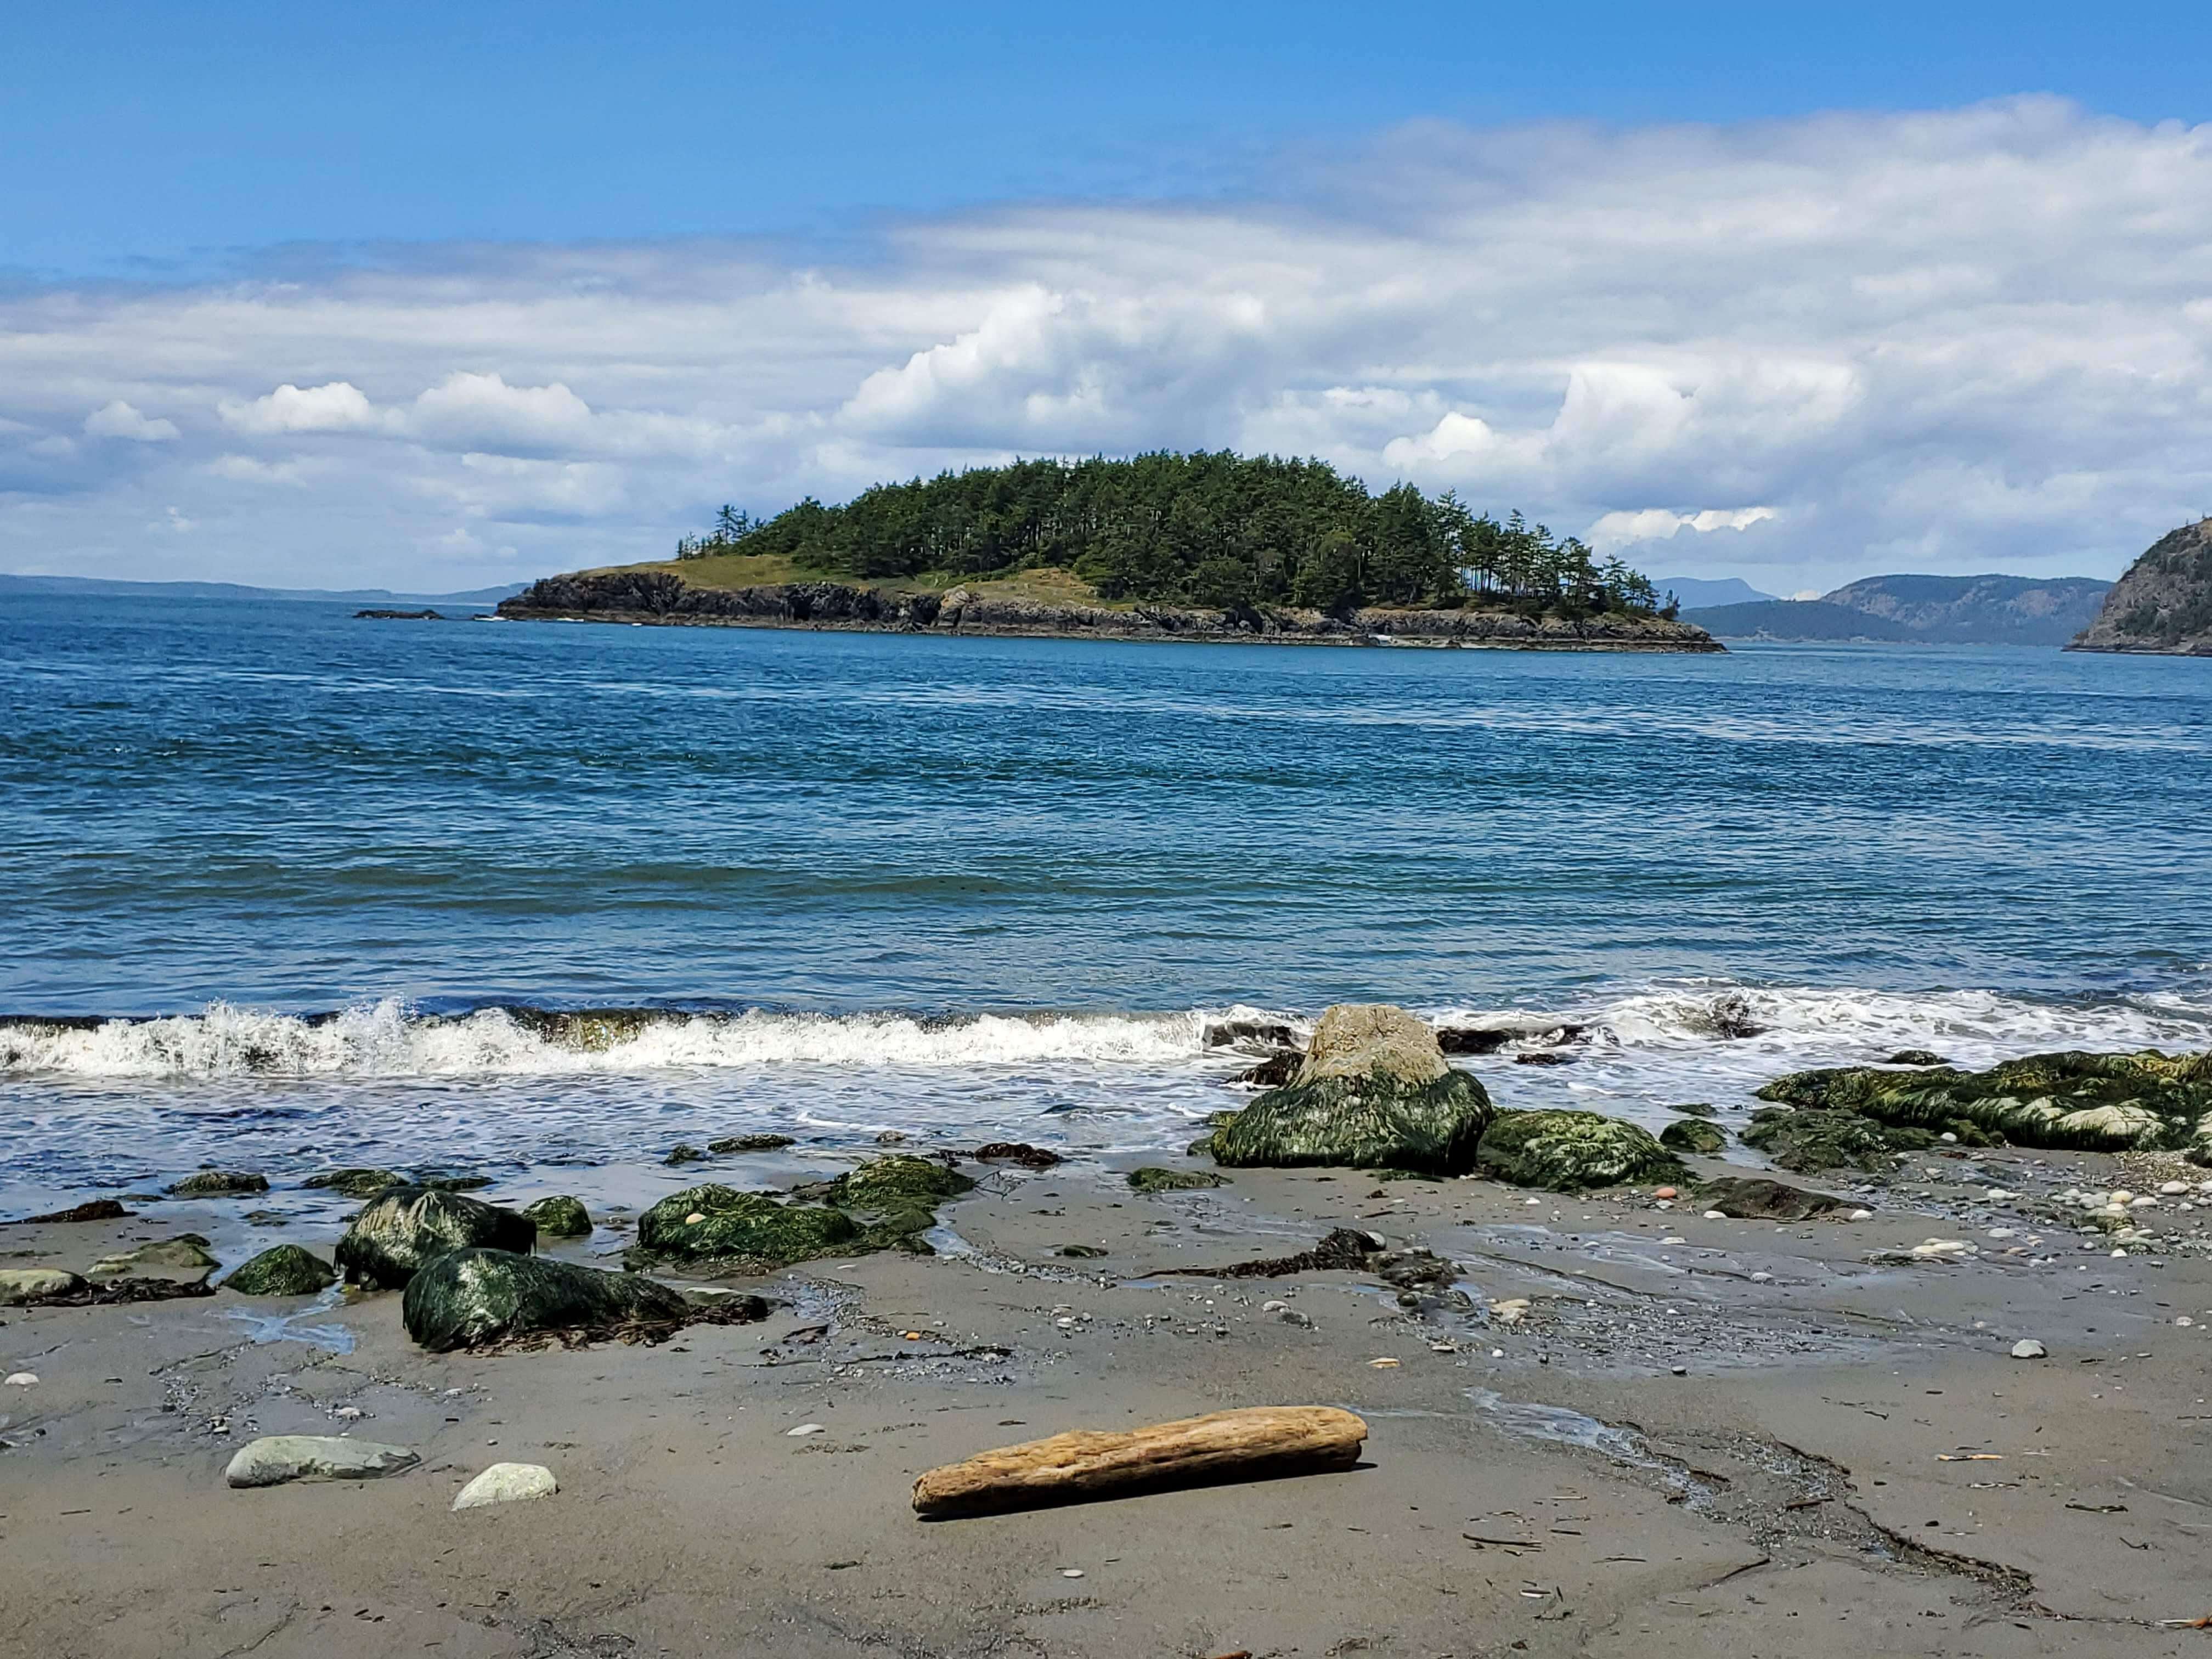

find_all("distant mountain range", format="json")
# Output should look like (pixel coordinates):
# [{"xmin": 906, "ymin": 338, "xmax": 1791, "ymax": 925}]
[
  {"xmin": 1651, "ymin": 575, "xmax": 1781, "ymax": 609},
  {"xmin": 0, "ymin": 573, "xmax": 532, "ymax": 605},
  {"xmin": 1684, "ymin": 573, "xmax": 2113, "ymax": 646}
]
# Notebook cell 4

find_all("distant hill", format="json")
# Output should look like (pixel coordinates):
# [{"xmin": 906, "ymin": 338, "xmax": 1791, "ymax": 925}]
[
  {"xmin": 0, "ymin": 573, "xmax": 532, "ymax": 605},
  {"xmin": 1681, "ymin": 600, "xmax": 1915, "ymax": 642},
  {"xmin": 1821, "ymin": 573, "xmax": 2111, "ymax": 645},
  {"xmin": 1652, "ymin": 575, "xmax": 1780, "ymax": 609},
  {"xmin": 2068, "ymin": 519, "xmax": 2212, "ymax": 655}
]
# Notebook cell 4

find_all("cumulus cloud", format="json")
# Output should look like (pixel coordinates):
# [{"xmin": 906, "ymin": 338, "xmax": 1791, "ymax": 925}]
[
  {"xmin": 83, "ymin": 400, "xmax": 179, "ymax": 442},
  {"xmin": 5, "ymin": 95, "xmax": 2212, "ymax": 589}
]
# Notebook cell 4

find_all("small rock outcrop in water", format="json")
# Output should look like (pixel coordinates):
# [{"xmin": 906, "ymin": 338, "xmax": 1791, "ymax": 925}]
[
  {"xmin": 2069, "ymin": 518, "xmax": 2212, "ymax": 654},
  {"xmin": 1658, "ymin": 1118, "xmax": 1728, "ymax": 1156},
  {"xmin": 303, "ymin": 1168, "xmax": 405, "ymax": 1199},
  {"xmin": 523, "ymin": 1195, "xmax": 592, "ymax": 1237},
  {"xmin": 334, "ymin": 1187, "xmax": 537, "ymax": 1290},
  {"xmin": 402, "ymin": 1248, "xmax": 701, "ymax": 1351},
  {"xmin": 707, "ymin": 1133, "xmax": 795, "ymax": 1154},
  {"xmin": 1208, "ymin": 1004, "xmax": 1494, "ymax": 1173},
  {"xmin": 1475, "ymin": 1110, "xmax": 1685, "ymax": 1191},
  {"xmin": 224, "ymin": 1244, "xmax": 337, "ymax": 1296},
  {"xmin": 167, "ymin": 1170, "xmax": 268, "ymax": 1197},
  {"xmin": 1755, "ymin": 1049, "xmax": 2212, "ymax": 1160},
  {"xmin": 226, "ymin": 1436, "xmax": 419, "ymax": 1487}
]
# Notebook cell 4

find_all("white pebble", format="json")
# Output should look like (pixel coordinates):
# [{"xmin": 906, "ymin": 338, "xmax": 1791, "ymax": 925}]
[
  {"xmin": 1523, "ymin": 1198, "xmax": 1541, "ymax": 1206},
  {"xmin": 1985, "ymin": 1188, "xmax": 2017, "ymax": 1201},
  {"xmin": 1060, "ymin": 1568, "xmax": 1085, "ymax": 1578},
  {"xmin": 1849, "ymin": 1209, "xmax": 1873, "ymax": 1221},
  {"xmin": 787, "ymin": 1423, "xmax": 826, "ymax": 1437},
  {"xmin": 2160, "ymin": 1181, "xmax": 2191, "ymax": 1196},
  {"xmin": 1987, "ymin": 1228, "xmax": 2016, "ymax": 1240},
  {"xmin": 2010, "ymin": 1339, "xmax": 2047, "ymax": 1359},
  {"xmin": 1939, "ymin": 1133, "xmax": 1957, "ymax": 1144},
  {"xmin": 2179, "ymin": 1316, "xmax": 2196, "ymax": 1328},
  {"xmin": 3, "ymin": 1372, "xmax": 36, "ymax": 1387},
  {"xmin": 1661, "ymin": 1236, "xmax": 1687, "ymax": 1245},
  {"xmin": 1701, "ymin": 1210, "xmax": 1725, "ymax": 1221},
  {"xmin": 2112, "ymin": 1189, "xmax": 2136, "ymax": 1205},
  {"xmin": 1750, "ymin": 1271, "xmax": 1773, "ymax": 1283},
  {"xmin": 452, "ymin": 1462, "xmax": 557, "ymax": 1511},
  {"xmin": 2111, "ymin": 1249, "xmax": 2128, "ymax": 1259}
]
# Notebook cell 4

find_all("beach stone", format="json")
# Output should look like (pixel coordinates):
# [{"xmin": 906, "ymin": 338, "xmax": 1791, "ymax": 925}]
[
  {"xmin": 452, "ymin": 1462, "xmax": 557, "ymax": 1510},
  {"xmin": 225, "ymin": 1435, "xmax": 419, "ymax": 1488},
  {"xmin": 1886, "ymin": 1049, "xmax": 1947, "ymax": 1066},
  {"xmin": 4, "ymin": 1372, "xmax": 35, "ymax": 1386},
  {"xmin": 828, "ymin": 1154, "xmax": 974, "ymax": 1220},
  {"xmin": 664, "ymin": 1143, "xmax": 709, "ymax": 1165},
  {"xmin": 522, "ymin": 1195, "xmax": 592, "ymax": 1237},
  {"xmin": 1127, "ymin": 1167, "xmax": 1228, "ymax": 1193},
  {"xmin": 707, "ymin": 1133, "xmax": 795, "ymax": 1154},
  {"xmin": 414, "ymin": 1173, "xmax": 493, "ymax": 1192},
  {"xmin": 302, "ymin": 1167, "xmax": 405, "ymax": 1199},
  {"xmin": 402, "ymin": 1248, "xmax": 696, "ymax": 1351},
  {"xmin": 1658, "ymin": 1118, "xmax": 1728, "ymax": 1155},
  {"xmin": 2011, "ymin": 1338, "xmax": 2048, "ymax": 1359},
  {"xmin": 972, "ymin": 1141, "xmax": 1062, "ymax": 1169},
  {"xmin": 167, "ymin": 1170, "xmax": 268, "ymax": 1197},
  {"xmin": 87, "ymin": 1236, "xmax": 218, "ymax": 1285},
  {"xmin": 224, "ymin": 1244, "xmax": 336, "ymax": 1297},
  {"xmin": 1210, "ymin": 1003, "xmax": 1493, "ymax": 1173},
  {"xmin": 1740, "ymin": 1107, "xmax": 1925, "ymax": 1173},
  {"xmin": 1694, "ymin": 1176, "xmax": 1846, "ymax": 1222},
  {"xmin": 1476, "ymin": 1110, "xmax": 1685, "ymax": 1192},
  {"xmin": 334, "ymin": 1186, "xmax": 536, "ymax": 1290},
  {"xmin": 0, "ymin": 1268, "xmax": 89, "ymax": 1305},
  {"xmin": 633, "ymin": 1183, "xmax": 857, "ymax": 1266},
  {"xmin": 16, "ymin": 1198, "xmax": 132, "ymax": 1224},
  {"xmin": 1667, "ymin": 1101, "xmax": 1719, "ymax": 1118}
]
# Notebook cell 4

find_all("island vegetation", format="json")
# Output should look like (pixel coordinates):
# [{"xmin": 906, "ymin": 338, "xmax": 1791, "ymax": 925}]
[{"xmin": 668, "ymin": 452, "xmax": 1670, "ymax": 620}]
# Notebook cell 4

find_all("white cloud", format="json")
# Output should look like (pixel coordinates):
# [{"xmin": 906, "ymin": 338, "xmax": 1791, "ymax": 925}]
[
  {"xmin": 6, "ymin": 96, "xmax": 2212, "ymax": 589},
  {"xmin": 83, "ymin": 400, "xmax": 179, "ymax": 442}
]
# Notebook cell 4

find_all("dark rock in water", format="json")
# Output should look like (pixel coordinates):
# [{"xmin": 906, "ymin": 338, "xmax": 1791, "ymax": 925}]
[
  {"xmin": 242, "ymin": 1209, "xmax": 290, "ymax": 1226},
  {"xmin": 12, "ymin": 1198, "xmax": 133, "ymax": 1224},
  {"xmin": 874, "ymin": 1130, "xmax": 908, "ymax": 1146},
  {"xmin": 1658, "ymin": 1118, "xmax": 1728, "ymax": 1155},
  {"xmin": 1705, "ymin": 992, "xmax": 1765, "ymax": 1039},
  {"xmin": 1058, "ymin": 1244, "xmax": 1110, "ymax": 1258},
  {"xmin": 827, "ymin": 1155, "xmax": 974, "ymax": 1217},
  {"xmin": 1667, "ymin": 1101, "xmax": 1719, "ymax": 1118},
  {"xmin": 1203, "ymin": 1018, "xmax": 1299, "ymax": 1051},
  {"xmin": 633, "ymin": 1184, "xmax": 857, "ymax": 1266},
  {"xmin": 1128, "ymin": 1167, "xmax": 1228, "ymax": 1193},
  {"xmin": 1884, "ymin": 1049, "xmax": 1946, "ymax": 1066},
  {"xmin": 1694, "ymin": 1176, "xmax": 1846, "ymax": 1222},
  {"xmin": 402, "ymin": 1248, "xmax": 700, "ymax": 1352},
  {"xmin": 415, "ymin": 1173, "xmax": 493, "ymax": 1193},
  {"xmin": 971, "ymin": 1141, "xmax": 1062, "ymax": 1169},
  {"xmin": 1231, "ymin": 1051, "xmax": 1300, "ymax": 1087},
  {"xmin": 1756, "ymin": 1049, "xmax": 2212, "ymax": 1158},
  {"xmin": 1436, "ymin": 1023, "xmax": 1587, "ymax": 1056},
  {"xmin": 334, "ymin": 1187, "xmax": 537, "ymax": 1290},
  {"xmin": 1210, "ymin": 1004, "xmax": 1494, "ymax": 1174},
  {"xmin": 707, "ymin": 1134, "xmax": 795, "ymax": 1154},
  {"xmin": 303, "ymin": 1169, "xmax": 405, "ymax": 1199},
  {"xmin": 523, "ymin": 1195, "xmax": 592, "ymax": 1237},
  {"xmin": 664, "ymin": 1144, "xmax": 709, "ymax": 1166},
  {"xmin": 1476, "ymin": 1111, "xmax": 1685, "ymax": 1191},
  {"xmin": 1513, "ymin": 1051, "xmax": 1577, "ymax": 1066},
  {"xmin": 225, "ymin": 1244, "xmax": 337, "ymax": 1296},
  {"xmin": 355, "ymin": 608, "xmax": 444, "ymax": 620},
  {"xmin": 167, "ymin": 1170, "xmax": 268, "ymax": 1197},
  {"xmin": 1740, "ymin": 1107, "xmax": 1909, "ymax": 1173}
]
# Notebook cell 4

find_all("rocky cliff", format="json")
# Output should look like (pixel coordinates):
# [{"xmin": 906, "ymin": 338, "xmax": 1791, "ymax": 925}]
[
  {"xmin": 2069, "ymin": 518, "xmax": 2212, "ymax": 654},
  {"xmin": 497, "ymin": 573, "xmax": 1724, "ymax": 652}
]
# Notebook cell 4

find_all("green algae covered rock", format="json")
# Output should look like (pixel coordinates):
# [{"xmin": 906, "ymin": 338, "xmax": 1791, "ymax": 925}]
[
  {"xmin": 1739, "ymin": 1107, "xmax": 1920, "ymax": 1173},
  {"xmin": 708, "ymin": 1133, "xmax": 795, "ymax": 1154},
  {"xmin": 1209, "ymin": 1003, "xmax": 1493, "ymax": 1173},
  {"xmin": 1128, "ymin": 1167, "xmax": 1229, "ymax": 1193},
  {"xmin": 1754, "ymin": 1049, "xmax": 2212, "ymax": 1159},
  {"xmin": 303, "ymin": 1168, "xmax": 405, "ymax": 1199},
  {"xmin": 334, "ymin": 1187, "xmax": 536, "ymax": 1290},
  {"xmin": 1658, "ymin": 1118, "xmax": 1728, "ymax": 1156},
  {"xmin": 402, "ymin": 1247, "xmax": 695, "ymax": 1351},
  {"xmin": 224, "ymin": 1244, "xmax": 337, "ymax": 1297},
  {"xmin": 523, "ymin": 1195, "xmax": 592, "ymax": 1237},
  {"xmin": 167, "ymin": 1170, "xmax": 268, "ymax": 1197},
  {"xmin": 827, "ymin": 1155, "xmax": 973, "ymax": 1217},
  {"xmin": 632, "ymin": 1183, "xmax": 857, "ymax": 1267},
  {"xmin": 1475, "ymin": 1110, "xmax": 1685, "ymax": 1192}
]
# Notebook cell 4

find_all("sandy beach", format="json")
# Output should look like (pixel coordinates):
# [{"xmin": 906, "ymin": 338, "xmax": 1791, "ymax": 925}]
[{"xmin": 8, "ymin": 1143, "xmax": 2212, "ymax": 1658}]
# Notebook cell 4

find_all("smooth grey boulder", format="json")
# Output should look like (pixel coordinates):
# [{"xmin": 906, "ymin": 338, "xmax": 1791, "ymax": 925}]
[
  {"xmin": 225, "ymin": 1435, "xmax": 419, "ymax": 1487},
  {"xmin": 0, "ymin": 1267, "xmax": 88, "ymax": 1305},
  {"xmin": 452, "ymin": 1462, "xmax": 558, "ymax": 1510},
  {"xmin": 334, "ymin": 1187, "xmax": 535, "ymax": 1290},
  {"xmin": 87, "ymin": 1236, "xmax": 218, "ymax": 1286}
]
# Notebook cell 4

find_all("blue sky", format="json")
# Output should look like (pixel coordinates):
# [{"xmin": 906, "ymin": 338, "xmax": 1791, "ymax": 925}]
[{"xmin": 5, "ymin": 4, "xmax": 2212, "ymax": 589}]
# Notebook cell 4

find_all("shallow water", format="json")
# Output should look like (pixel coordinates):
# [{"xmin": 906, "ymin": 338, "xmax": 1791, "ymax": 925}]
[{"xmin": 2, "ymin": 592, "xmax": 2208, "ymax": 1210}]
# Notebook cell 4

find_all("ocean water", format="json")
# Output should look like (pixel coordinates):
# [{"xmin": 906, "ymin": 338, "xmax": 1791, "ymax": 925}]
[{"xmin": 3, "ymin": 591, "xmax": 2209, "ymax": 1210}]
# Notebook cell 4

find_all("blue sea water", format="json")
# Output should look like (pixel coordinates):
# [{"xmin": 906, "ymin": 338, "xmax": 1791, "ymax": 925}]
[{"xmin": 2, "ymin": 591, "xmax": 2209, "ymax": 1214}]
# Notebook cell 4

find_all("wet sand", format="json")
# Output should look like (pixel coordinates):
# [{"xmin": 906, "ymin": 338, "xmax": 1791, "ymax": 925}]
[{"xmin": 6, "ymin": 1149, "xmax": 2212, "ymax": 1657}]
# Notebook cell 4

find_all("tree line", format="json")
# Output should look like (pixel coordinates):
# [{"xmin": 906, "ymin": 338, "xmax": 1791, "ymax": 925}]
[{"xmin": 673, "ymin": 452, "xmax": 1667, "ymax": 616}]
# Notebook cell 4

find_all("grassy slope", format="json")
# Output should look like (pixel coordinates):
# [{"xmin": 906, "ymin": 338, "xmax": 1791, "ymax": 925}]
[{"xmin": 589, "ymin": 554, "xmax": 1138, "ymax": 611}]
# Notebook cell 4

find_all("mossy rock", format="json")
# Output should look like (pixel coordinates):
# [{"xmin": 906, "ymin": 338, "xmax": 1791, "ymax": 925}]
[
  {"xmin": 402, "ymin": 1247, "xmax": 693, "ymax": 1352},
  {"xmin": 303, "ymin": 1168, "xmax": 404, "ymax": 1199},
  {"xmin": 1667, "ymin": 1101, "xmax": 1719, "ymax": 1118},
  {"xmin": 1210, "ymin": 1070, "xmax": 1493, "ymax": 1173},
  {"xmin": 1755, "ymin": 1049, "xmax": 2212, "ymax": 1158},
  {"xmin": 664, "ymin": 1144, "xmax": 709, "ymax": 1166},
  {"xmin": 333, "ymin": 1187, "xmax": 536, "ymax": 1290},
  {"xmin": 414, "ymin": 1173, "xmax": 493, "ymax": 1193},
  {"xmin": 825, "ymin": 1155, "xmax": 974, "ymax": 1239},
  {"xmin": 1740, "ymin": 1108, "xmax": 1904, "ymax": 1173},
  {"xmin": 167, "ymin": 1170, "xmax": 268, "ymax": 1197},
  {"xmin": 1475, "ymin": 1110, "xmax": 1685, "ymax": 1192},
  {"xmin": 523, "ymin": 1195, "xmax": 592, "ymax": 1237},
  {"xmin": 1128, "ymin": 1167, "xmax": 1229, "ymax": 1193},
  {"xmin": 1658, "ymin": 1118, "xmax": 1728, "ymax": 1156},
  {"xmin": 225, "ymin": 1244, "xmax": 336, "ymax": 1297},
  {"xmin": 1885, "ymin": 1049, "xmax": 1946, "ymax": 1066},
  {"xmin": 1693, "ymin": 1176, "xmax": 1845, "ymax": 1222},
  {"xmin": 708, "ymin": 1133, "xmax": 795, "ymax": 1154},
  {"xmin": 632, "ymin": 1184, "xmax": 857, "ymax": 1267}
]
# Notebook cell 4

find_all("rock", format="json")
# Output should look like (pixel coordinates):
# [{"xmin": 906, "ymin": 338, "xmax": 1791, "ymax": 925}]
[
  {"xmin": 1475, "ymin": 1110, "xmax": 1685, "ymax": 1192},
  {"xmin": 2068, "ymin": 516, "xmax": 2212, "ymax": 654},
  {"xmin": 225, "ymin": 1435, "xmax": 419, "ymax": 1487},
  {"xmin": 1740, "ymin": 1107, "xmax": 1923, "ymax": 1173},
  {"xmin": 706, "ymin": 1133, "xmax": 795, "ymax": 1154},
  {"xmin": 87, "ymin": 1236, "xmax": 218, "ymax": 1286},
  {"xmin": 1706, "ymin": 992, "xmax": 1766, "ymax": 1039},
  {"xmin": 167, "ymin": 1170, "xmax": 267, "ymax": 1197},
  {"xmin": 1435, "ymin": 1022, "xmax": 1587, "ymax": 1055},
  {"xmin": 1232, "ymin": 1052, "xmax": 1300, "ymax": 1087},
  {"xmin": 1203, "ymin": 1018, "xmax": 1300, "ymax": 1050},
  {"xmin": 827, "ymin": 1154, "xmax": 974, "ymax": 1221},
  {"xmin": 224, "ymin": 1244, "xmax": 337, "ymax": 1296},
  {"xmin": 664, "ymin": 1143, "xmax": 709, "ymax": 1165},
  {"xmin": 971, "ymin": 1142, "xmax": 1062, "ymax": 1169},
  {"xmin": 4, "ymin": 1371, "xmax": 35, "ymax": 1385},
  {"xmin": 1059, "ymin": 1244, "xmax": 1109, "ymax": 1258},
  {"xmin": 1885, "ymin": 1049, "xmax": 1946, "ymax": 1066},
  {"xmin": 414, "ymin": 1173, "xmax": 493, "ymax": 1192},
  {"xmin": 1513, "ymin": 1052, "xmax": 1576, "ymax": 1066},
  {"xmin": 1693, "ymin": 1176, "xmax": 1846, "ymax": 1222},
  {"xmin": 632, "ymin": 1183, "xmax": 857, "ymax": 1266},
  {"xmin": 14, "ymin": 1198, "xmax": 132, "ymax": 1223},
  {"xmin": 401, "ymin": 1248, "xmax": 698, "ymax": 1351},
  {"xmin": 874, "ymin": 1130, "xmax": 908, "ymax": 1146},
  {"xmin": 303, "ymin": 1168, "xmax": 405, "ymax": 1199},
  {"xmin": 1755, "ymin": 1049, "xmax": 2212, "ymax": 1159},
  {"xmin": 2011, "ymin": 1339, "xmax": 2048, "ymax": 1359},
  {"xmin": 1209, "ymin": 1003, "xmax": 1493, "ymax": 1173},
  {"xmin": 0, "ymin": 1268, "xmax": 88, "ymax": 1305},
  {"xmin": 1127, "ymin": 1167, "xmax": 1228, "ymax": 1193},
  {"xmin": 1666, "ymin": 1101, "xmax": 1719, "ymax": 1118},
  {"xmin": 333, "ymin": 1187, "xmax": 536, "ymax": 1290},
  {"xmin": 1658, "ymin": 1119, "xmax": 1728, "ymax": 1155},
  {"xmin": 523, "ymin": 1195, "xmax": 592, "ymax": 1237},
  {"xmin": 452, "ymin": 1462, "xmax": 558, "ymax": 1510}
]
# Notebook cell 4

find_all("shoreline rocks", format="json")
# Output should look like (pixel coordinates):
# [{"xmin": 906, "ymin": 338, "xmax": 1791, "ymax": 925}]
[
  {"xmin": 225, "ymin": 1435, "xmax": 419, "ymax": 1488},
  {"xmin": 401, "ymin": 1248, "xmax": 700, "ymax": 1351},
  {"xmin": 334, "ymin": 1187, "xmax": 537, "ymax": 1290},
  {"xmin": 1474, "ymin": 1110, "xmax": 1684, "ymax": 1191},
  {"xmin": 523, "ymin": 1195, "xmax": 592, "ymax": 1237},
  {"xmin": 224, "ymin": 1243, "xmax": 337, "ymax": 1297},
  {"xmin": 167, "ymin": 1170, "xmax": 267, "ymax": 1197}
]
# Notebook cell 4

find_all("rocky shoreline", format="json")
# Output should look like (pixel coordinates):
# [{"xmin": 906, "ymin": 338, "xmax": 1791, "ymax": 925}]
[{"xmin": 495, "ymin": 571, "xmax": 1726, "ymax": 652}]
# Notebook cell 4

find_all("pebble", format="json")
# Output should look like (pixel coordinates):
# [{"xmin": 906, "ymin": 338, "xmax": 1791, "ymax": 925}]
[
  {"xmin": 1701, "ymin": 1210, "xmax": 1726, "ymax": 1221},
  {"xmin": 1060, "ymin": 1568, "xmax": 1085, "ymax": 1579},
  {"xmin": 1653, "ymin": 1187, "xmax": 1678, "ymax": 1200},
  {"xmin": 787, "ymin": 1423, "xmax": 826, "ymax": 1437},
  {"xmin": 1849, "ymin": 1209, "xmax": 1874, "ymax": 1221},
  {"xmin": 1262, "ymin": 1300, "xmax": 1288, "ymax": 1313},
  {"xmin": 1660, "ymin": 1236, "xmax": 1688, "ymax": 1245},
  {"xmin": 2011, "ymin": 1339, "xmax": 2048, "ymax": 1359},
  {"xmin": 1985, "ymin": 1188, "xmax": 2018, "ymax": 1201},
  {"xmin": 1939, "ymin": 1132, "xmax": 1957, "ymax": 1144},
  {"xmin": 1670, "ymin": 1365, "xmax": 1688, "ymax": 1375},
  {"xmin": 1368, "ymin": 1357, "xmax": 1401, "ymax": 1369},
  {"xmin": 333, "ymin": 1406, "xmax": 363, "ymax": 1419},
  {"xmin": 1750, "ymin": 1271, "xmax": 1773, "ymax": 1283},
  {"xmin": 452, "ymin": 1462, "xmax": 558, "ymax": 1510},
  {"xmin": 2179, "ymin": 1316, "xmax": 2196, "ymax": 1328},
  {"xmin": 2160, "ymin": 1181, "xmax": 2191, "ymax": 1195},
  {"xmin": 4, "ymin": 1373, "xmax": 36, "ymax": 1387}
]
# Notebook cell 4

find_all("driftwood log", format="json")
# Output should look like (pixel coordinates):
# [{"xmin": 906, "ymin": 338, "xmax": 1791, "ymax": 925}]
[{"xmin": 911, "ymin": 1405, "xmax": 1368, "ymax": 1516}]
